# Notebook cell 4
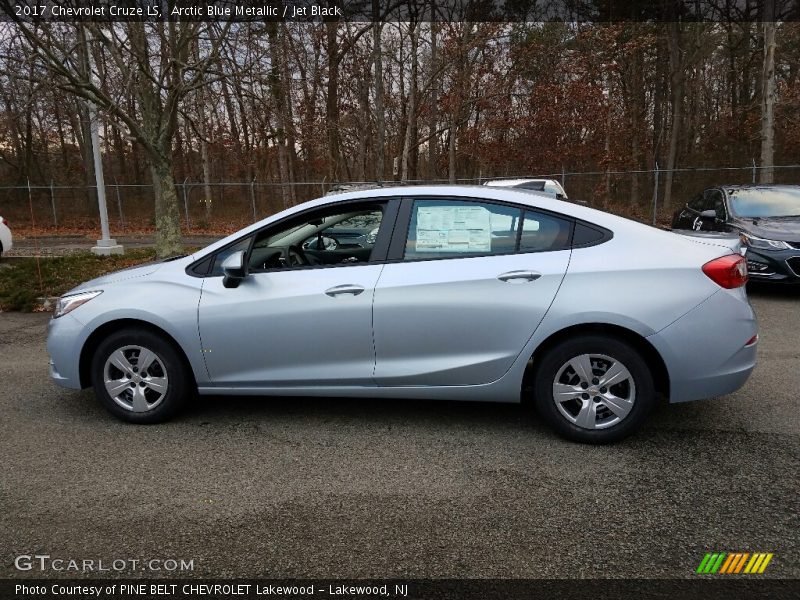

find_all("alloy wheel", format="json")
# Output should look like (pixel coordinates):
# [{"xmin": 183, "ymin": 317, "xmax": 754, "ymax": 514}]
[
  {"xmin": 103, "ymin": 345, "xmax": 169, "ymax": 413},
  {"xmin": 552, "ymin": 353, "xmax": 636, "ymax": 430}
]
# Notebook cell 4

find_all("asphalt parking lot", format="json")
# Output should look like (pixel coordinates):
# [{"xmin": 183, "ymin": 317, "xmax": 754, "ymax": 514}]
[{"xmin": 1, "ymin": 286, "xmax": 798, "ymax": 579}]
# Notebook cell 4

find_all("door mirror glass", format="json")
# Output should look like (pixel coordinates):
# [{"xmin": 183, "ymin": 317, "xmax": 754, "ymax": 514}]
[
  {"xmin": 222, "ymin": 250, "xmax": 247, "ymax": 288},
  {"xmin": 699, "ymin": 209, "xmax": 717, "ymax": 219}
]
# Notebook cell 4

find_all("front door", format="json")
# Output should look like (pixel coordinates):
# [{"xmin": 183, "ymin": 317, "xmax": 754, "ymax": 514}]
[{"xmin": 197, "ymin": 200, "xmax": 394, "ymax": 387}]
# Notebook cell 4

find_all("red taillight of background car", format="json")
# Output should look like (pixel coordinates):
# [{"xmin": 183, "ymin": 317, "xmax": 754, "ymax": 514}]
[
  {"xmin": 702, "ymin": 254, "xmax": 749, "ymax": 289},
  {"xmin": 0, "ymin": 217, "xmax": 7, "ymax": 226}
]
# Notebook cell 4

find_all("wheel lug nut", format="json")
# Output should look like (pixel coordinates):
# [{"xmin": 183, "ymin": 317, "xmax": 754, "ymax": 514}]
[
  {"xmin": 600, "ymin": 387, "xmax": 607, "ymax": 393},
  {"xmin": 581, "ymin": 393, "xmax": 590, "ymax": 400},
  {"xmin": 593, "ymin": 396, "xmax": 601, "ymax": 402},
  {"xmin": 581, "ymin": 382, "xmax": 588, "ymax": 389},
  {"xmin": 592, "ymin": 378, "xmax": 599, "ymax": 385}
]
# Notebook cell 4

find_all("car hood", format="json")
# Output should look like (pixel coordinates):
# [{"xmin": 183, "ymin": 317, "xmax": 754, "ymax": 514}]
[
  {"xmin": 68, "ymin": 262, "xmax": 163, "ymax": 294},
  {"xmin": 733, "ymin": 216, "xmax": 800, "ymax": 241}
]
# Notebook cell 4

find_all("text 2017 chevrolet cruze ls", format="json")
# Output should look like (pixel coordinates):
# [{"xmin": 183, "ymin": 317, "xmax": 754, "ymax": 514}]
[{"xmin": 47, "ymin": 186, "xmax": 757, "ymax": 443}]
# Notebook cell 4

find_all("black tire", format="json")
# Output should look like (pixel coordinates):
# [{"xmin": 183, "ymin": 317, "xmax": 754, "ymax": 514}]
[
  {"xmin": 532, "ymin": 335, "xmax": 655, "ymax": 444},
  {"xmin": 91, "ymin": 328, "xmax": 193, "ymax": 423}
]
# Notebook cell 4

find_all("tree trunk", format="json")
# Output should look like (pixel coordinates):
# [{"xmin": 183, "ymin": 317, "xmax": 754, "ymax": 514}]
[
  {"xmin": 281, "ymin": 24, "xmax": 298, "ymax": 204},
  {"xmin": 195, "ymin": 90, "xmax": 213, "ymax": 219},
  {"xmin": 325, "ymin": 22, "xmax": 342, "ymax": 181},
  {"xmin": 267, "ymin": 22, "xmax": 291, "ymax": 208},
  {"xmin": 401, "ymin": 22, "xmax": 418, "ymax": 181},
  {"xmin": 663, "ymin": 21, "xmax": 684, "ymax": 214},
  {"xmin": 428, "ymin": 13, "xmax": 438, "ymax": 181},
  {"xmin": 150, "ymin": 152, "xmax": 183, "ymax": 257},
  {"xmin": 759, "ymin": 8, "xmax": 776, "ymax": 183},
  {"xmin": 372, "ymin": 6, "xmax": 385, "ymax": 181}
]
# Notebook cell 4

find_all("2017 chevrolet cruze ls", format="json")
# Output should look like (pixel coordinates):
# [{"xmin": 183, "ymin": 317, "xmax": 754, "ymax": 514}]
[{"xmin": 47, "ymin": 186, "xmax": 757, "ymax": 443}]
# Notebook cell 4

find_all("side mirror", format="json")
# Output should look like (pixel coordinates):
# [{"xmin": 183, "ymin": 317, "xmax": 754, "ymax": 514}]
[
  {"xmin": 221, "ymin": 250, "xmax": 247, "ymax": 288},
  {"xmin": 699, "ymin": 209, "xmax": 717, "ymax": 220}
]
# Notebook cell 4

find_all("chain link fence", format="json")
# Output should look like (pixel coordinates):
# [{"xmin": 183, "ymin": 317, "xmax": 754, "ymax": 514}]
[{"xmin": 2, "ymin": 164, "xmax": 800, "ymax": 234}]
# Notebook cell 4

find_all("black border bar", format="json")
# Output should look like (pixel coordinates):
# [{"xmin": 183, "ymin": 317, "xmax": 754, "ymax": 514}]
[
  {"xmin": 2, "ymin": 0, "xmax": 800, "ymax": 23},
  {"xmin": 3, "ymin": 579, "xmax": 800, "ymax": 600}
]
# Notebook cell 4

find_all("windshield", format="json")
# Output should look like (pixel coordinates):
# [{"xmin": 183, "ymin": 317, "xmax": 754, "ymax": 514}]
[{"xmin": 728, "ymin": 187, "xmax": 800, "ymax": 218}]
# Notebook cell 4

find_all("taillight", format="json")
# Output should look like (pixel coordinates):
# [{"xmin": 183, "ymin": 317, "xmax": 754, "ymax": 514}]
[
  {"xmin": 702, "ymin": 254, "xmax": 748, "ymax": 289},
  {"xmin": 0, "ymin": 217, "xmax": 6, "ymax": 226}
]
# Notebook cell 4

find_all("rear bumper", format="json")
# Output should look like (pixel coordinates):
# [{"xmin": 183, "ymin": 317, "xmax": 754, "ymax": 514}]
[{"xmin": 648, "ymin": 288, "xmax": 757, "ymax": 403}]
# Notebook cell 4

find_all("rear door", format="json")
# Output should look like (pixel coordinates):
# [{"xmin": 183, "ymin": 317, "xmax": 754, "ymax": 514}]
[{"xmin": 372, "ymin": 197, "xmax": 572, "ymax": 386}]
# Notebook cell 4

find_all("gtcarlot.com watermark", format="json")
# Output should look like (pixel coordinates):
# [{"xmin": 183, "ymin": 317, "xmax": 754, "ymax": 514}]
[{"xmin": 14, "ymin": 554, "xmax": 195, "ymax": 573}]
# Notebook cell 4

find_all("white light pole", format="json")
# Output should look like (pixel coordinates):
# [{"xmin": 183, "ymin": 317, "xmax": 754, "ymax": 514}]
[{"xmin": 85, "ymin": 27, "xmax": 123, "ymax": 255}]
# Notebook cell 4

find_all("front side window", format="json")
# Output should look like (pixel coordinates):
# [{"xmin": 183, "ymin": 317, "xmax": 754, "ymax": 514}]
[
  {"xmin": 688, "ymin": 193, "xmax": 706, "ymax": 211},
  {"xmin": 205, "ymin": 202, "xmax": 387, "ymax": 276},
  {"xmin": 705, "ymin": 190, "xmax": 726, "ymax": 219},
  {"xmin": 247, "ymin": 203, "xmax": 386, "ymax": 271}
]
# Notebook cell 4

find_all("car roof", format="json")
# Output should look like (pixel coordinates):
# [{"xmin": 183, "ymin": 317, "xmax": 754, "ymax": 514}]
[
  {"xmin": 484, "ymin": 178, "xmax": 559, "ymax": 187},
  {"xmin": 713, "ymin": 184, "xmax": 800, "ymax": 193},
  {"xmin": 193, "ymin": 184, "xmax": 663, "ymax": 259}
]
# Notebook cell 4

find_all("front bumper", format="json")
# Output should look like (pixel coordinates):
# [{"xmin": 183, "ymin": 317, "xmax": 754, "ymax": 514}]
[
  {"xmin": 648, "ymin": 288, "xmax": 757, "ymax": 403},
  {"xmin": 744, "ymin": 247, "xmax": 800, "ymax": 283},
  {"xmin": 46, "ymin": 313, "xmax": 86, "ymax": 390}
]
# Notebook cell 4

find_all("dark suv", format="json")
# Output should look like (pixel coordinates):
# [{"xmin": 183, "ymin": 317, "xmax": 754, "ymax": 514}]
[{"xmin": 672, "ymin": 184, "xmax": 800, "ymax": 283}]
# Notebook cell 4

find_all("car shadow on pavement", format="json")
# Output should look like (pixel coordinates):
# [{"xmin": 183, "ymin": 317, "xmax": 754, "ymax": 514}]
[{"xmin": 746, "ymin": 281, "xmax": 800, "ymax": 298}]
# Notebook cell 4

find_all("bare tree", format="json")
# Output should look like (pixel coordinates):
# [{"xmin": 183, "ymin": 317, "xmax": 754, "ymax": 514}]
[
  {"xmin": 760, "ymin": 0, "xmax": 777, "ymax": 183},
  {"xmin": 6, "ymin": 16, "xmax": 230, "ymax": 256}
]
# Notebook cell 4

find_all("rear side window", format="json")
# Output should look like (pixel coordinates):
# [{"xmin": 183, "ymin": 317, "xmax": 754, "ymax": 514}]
[
  {"xmin": 402, "ymin": 199, "xmax": 574, "ymax": 260},
  {"xmin": 404, "ymin": 200, "xmax": 521, "ymax": 259},
  {"xmin": 514, "ymin": 181, "xmax": 546, "ymax": 191},
  {"xmin": 520, "ymin": 210, "xmax": 573, "ymax": 252}
]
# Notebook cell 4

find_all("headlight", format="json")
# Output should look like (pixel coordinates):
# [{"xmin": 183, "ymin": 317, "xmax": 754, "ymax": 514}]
[
  {"xmin": 54, "ymin": 290, "xmax": 102, "ymax": 318},
  {"xmin": 739, "ymin": 233, "xmax": 791, "ymax": 251}
]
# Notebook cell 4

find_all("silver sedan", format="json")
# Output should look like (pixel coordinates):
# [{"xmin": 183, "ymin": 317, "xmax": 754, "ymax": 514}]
[{"xmin": 46, "ymin": 186, "xmax": 757, "ymax": 443}]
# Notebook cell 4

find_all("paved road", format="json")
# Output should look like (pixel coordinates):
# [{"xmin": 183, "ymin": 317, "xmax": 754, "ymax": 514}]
[
  {"xmin": 1, "ymin": 288, "xmax": 798, "ymax": 579},
  {"xmin": 5, "ymin": 234, "xmax": 222, "ymax": 257}
]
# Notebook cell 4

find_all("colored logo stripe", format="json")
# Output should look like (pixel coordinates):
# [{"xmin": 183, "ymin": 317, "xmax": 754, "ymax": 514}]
[
  {"xmin": 697, "ymin": 552, "xmax": 726, "ymax": 573},
  {"xmin": 699, "ymin": 552, "xmax": 774, "ymax": 574}
]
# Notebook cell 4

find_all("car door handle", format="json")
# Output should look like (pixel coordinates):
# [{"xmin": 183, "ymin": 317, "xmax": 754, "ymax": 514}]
[
  {"xmin": 497, "ymin": 270, "xmax": 542, "ymax": 283},
  {"xmin": 325, "ymin": 284, "xmax": 365, "ymax": 297}
]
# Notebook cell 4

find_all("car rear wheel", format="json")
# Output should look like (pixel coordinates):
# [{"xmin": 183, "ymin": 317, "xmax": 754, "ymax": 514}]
[
  {"xmin": 91, "ymin": 329, "xmax": 192, "ymax": 423},
  {"xmin": 532, "ymin": 335, "xmax": 655, "ymax": 444}
]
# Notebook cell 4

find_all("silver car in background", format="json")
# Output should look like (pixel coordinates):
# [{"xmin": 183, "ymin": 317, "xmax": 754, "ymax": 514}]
[
  {"xmin": 0, "ymin": 214, "xmax": 12, "ymax": 257},
  {"xmin": 485, "ymin": 178, "xmax": 569, "ymax": 200},
  {"xmin": 46, "ymin": 186, "xmax": 757, "ymax": 443}
]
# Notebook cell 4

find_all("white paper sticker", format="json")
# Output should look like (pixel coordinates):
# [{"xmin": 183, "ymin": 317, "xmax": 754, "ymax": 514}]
[{"xmin": 416, "ymin": 206, "xmax": 492, "ymax": 253}]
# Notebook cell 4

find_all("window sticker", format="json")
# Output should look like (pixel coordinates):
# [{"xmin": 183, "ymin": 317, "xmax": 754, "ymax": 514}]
[{"xmin": 416, "ymin": 205, "xmax": 492, "ymax": 253}]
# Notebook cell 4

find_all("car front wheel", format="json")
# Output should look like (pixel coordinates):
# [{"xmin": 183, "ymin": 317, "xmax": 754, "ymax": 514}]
[
  {"xmin": 533, "ymin": 335, "xmax": 655, "ymax": 444},
  {"xmin": 91, "ymin": 328, "xmax": 192, "ymax": 423}
]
